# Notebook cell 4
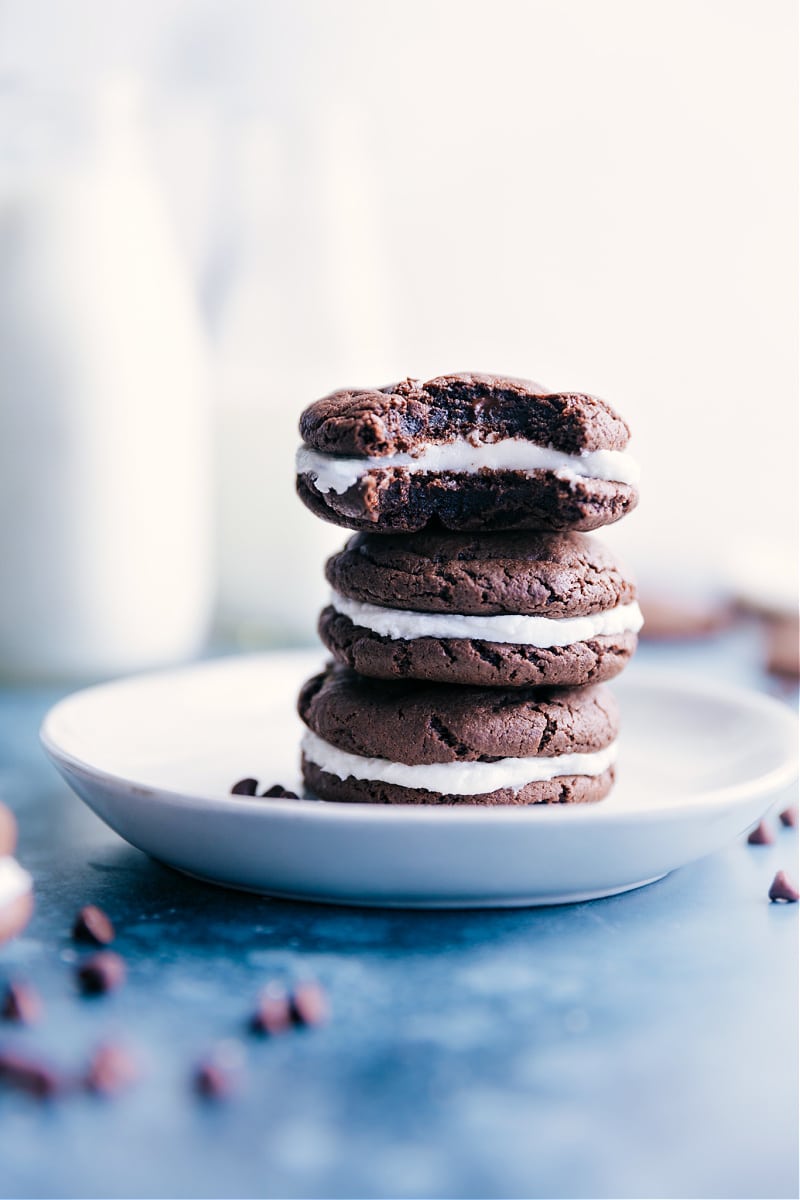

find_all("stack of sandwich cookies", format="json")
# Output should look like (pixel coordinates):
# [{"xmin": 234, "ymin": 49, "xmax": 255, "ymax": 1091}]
[
  {"xmin": 0, "ymin": 801, "xmax": 34, "ymax": 944},
  {"xmin": 295, "ymin": 372, "xmax": 641, "ymax": 806}
]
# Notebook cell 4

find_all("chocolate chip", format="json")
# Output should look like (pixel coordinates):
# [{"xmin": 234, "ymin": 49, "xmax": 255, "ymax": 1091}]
[
  {"xmin": 779, "ymin": 807, "xmax": 797, "ymax": 828},
  {"xmin": 73, "ymin": 905, "xmax": 115, "ymax": 946},
  {"xmin": 76, "ymin": 951, "xmax": 127, "ymax": 995},
  {"xmin": 747, "ymin": 821, "xmax": 774, "ymax": 845},
  {"xmin": 194, "ymin": 1062, "xmax": 232, "ymax": 1098},
  {"xmin": 290, "ymin": 981, "xmax": 329, "ymax": 1027},
  {"xmin": 85, "ymin": 1042, "xmax": 139, "ymax": 1096},
  {"xmin": 1, "ymin": 980, "xmax": 43, "ymax": 1024},
  {"xmin": 261, "ymin": 784, "xmax": 299, "ymax": 799},
  {"xmin": 250, "ymin": 984, "xmax": 292, "ymax": 1035},
  {"xmin": 231, "ymin": 779, "xmax": 298, "ymax": 799},
  {"xmin": 769, "ymin": 871, "xmax": 799, "ymax": 903},
  {"xmin": 231, "ymin": 778, "xmax": 259, "ymax": 796},
  {"xmin": 0, "ymin": 1049, "xmax": 64, "ymax": 1098},
  {"xmin": 193, "ymin": 1043, "xmax": 243, "ymax": 1100}
]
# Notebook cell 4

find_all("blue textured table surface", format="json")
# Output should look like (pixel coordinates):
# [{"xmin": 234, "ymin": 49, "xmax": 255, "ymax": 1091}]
[{"xmin": 0, "ymin": 627, "xmax": 797, "ymax": 1200}]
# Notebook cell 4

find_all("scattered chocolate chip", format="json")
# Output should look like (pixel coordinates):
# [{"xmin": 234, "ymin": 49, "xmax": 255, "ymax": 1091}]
[
  {"xmin": 73, "ymin": 905, "xmax": 115, "ymax": 946},
  {"xmin": 769, "ymin": 871, "xmax": 799, "ymax": 903},
  {"xmin": 193, "ymin": 1043, "xmax": 243, "ymax": 1100},
  {"xmin": 1, "ymin": 980, "xmax": 43, "ymax": 1024},
  {"xmin": 0, "ymin": 1048, "xmax": 64, "ymax": 1098},
  {"xmin": 747, "ymin": 821, "xmax": 774, "ymax": 845},
  {"xmin": 76, "ymin": 951, "xmax": 127, "ymax": 995},
  {"xmin": 231, "ymin": 778, "xmax": 259, "ymax": 796},
  {"xmin": 290, "ymin": 981, "xmax": 329, "ymax": 1027},
  {"xmin": 261, "ymin": 784, "xmax": 299, "ymax": 799},
  {"xmin": 231, "ymin": 779, "xmax": 299, "ymax": 799},
  {"xmin": 85, "ymin": 1042, "xmax": 139, "ymax": 1096},
  {"xmin": 194, "ymin": 1062, "xmax": 233, "ymax": 1099},
  {"xmin": 779, "ymin": 807, "xmax": 797, "ymax": 828},
  {"xmin": 250, "ymin": 984, "xmax": 292, "ymax": 1035}
]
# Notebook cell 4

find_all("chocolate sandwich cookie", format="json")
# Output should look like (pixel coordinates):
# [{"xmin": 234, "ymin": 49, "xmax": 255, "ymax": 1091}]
[
  {"xmin": 298, "ymin": 665, "xmax": 619, "ymax": 805},
  {"xmin": 296, "ymin": 373, "xmax": 639, "ymax": 533},
  {"xmin": 320, "ymin": 530, "xmax": 643, "ymax": 688}
]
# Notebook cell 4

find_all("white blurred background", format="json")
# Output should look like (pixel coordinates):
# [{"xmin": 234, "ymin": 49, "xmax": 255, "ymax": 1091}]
[{"xmin": 0, "ymin": 0, "xmax": 796, "ymax": 676}]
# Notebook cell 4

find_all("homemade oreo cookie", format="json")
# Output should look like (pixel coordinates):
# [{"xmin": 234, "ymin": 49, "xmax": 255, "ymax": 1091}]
[
  {"xmin": 320, "ymin": 530, "xmax": 643, "ymax": 688},
  {"xmin": 298, "ymin": 666, "xmax": 619, "ymax": 806},
  {"xmin": 296, "ymin": 373, "xmax": 639, "ymax": 534}
]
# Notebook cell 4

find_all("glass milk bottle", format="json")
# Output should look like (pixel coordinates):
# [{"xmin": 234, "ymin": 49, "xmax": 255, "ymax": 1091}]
[{"xmin": 0, "ymin": 82, "xmax": 212, "ymax": 679}]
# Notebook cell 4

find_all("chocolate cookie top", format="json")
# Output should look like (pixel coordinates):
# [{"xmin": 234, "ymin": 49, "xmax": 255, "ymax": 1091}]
[
  {"xmin": 299, "ymin": 373, "xmax": 631, "ymax": 457},
  {"xmin": 298, "ymin": 665, "xmax": 619, "ymax": 766},
  {"xmin": 326, "ymin": 530, "xmax": 636, "ymax": 617}
]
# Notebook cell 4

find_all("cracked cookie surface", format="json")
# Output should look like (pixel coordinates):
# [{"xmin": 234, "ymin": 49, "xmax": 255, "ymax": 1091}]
[
  {"xmin": 296, "ymin": 372, "xmax": 638, "ymax": 533},
  {"xmin": 297, "ymin": 666, "xmax": 618, "ymax": 804},
  {"xmin": 298, "ymin": 666, "xmax": 618, "ymax": 763},
  {"xmin": 300, "ymin": 373, "xmax": 630, "ymax": 455}
]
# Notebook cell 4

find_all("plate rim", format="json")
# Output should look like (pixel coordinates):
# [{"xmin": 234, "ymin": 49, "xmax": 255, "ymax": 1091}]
[{"xmin": 39, "ymin": 651, "xmax": 799, "ymax": 826}]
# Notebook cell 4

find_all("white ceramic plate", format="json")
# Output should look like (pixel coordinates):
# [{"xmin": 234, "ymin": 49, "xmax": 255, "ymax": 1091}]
[{"xmin": 41, "ymin": 652, "xmax": 798, "ymax": 908}]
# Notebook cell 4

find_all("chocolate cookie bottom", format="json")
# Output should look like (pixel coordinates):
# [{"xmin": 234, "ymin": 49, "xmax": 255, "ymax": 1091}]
[
  {"xmin": 297, "ymin": 469, "xmax": 637, "ymax": 534},
  {"xmin": 319, "ymin": 608, "xmax": 638, "ymax": 688},
  {"xmin": 302, "ymin": 758, "xmax": 615, "ymax": 806}
]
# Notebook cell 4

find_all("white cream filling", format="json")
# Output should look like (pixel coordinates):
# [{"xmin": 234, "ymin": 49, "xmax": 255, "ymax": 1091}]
[
  {"xmin": 302, "ymin": 729, "xmax": 618, "ymax": 796},
  {"xmin": 0, "ymin": 856, "xmax": 32, "ymax": 908},
  {"xmin": 330, "ymin": 591, "xmax": 644, "ymax": 647},
  {"xmin": 296, "ymin": 438, "xmax": 639, "ymax": 494}
]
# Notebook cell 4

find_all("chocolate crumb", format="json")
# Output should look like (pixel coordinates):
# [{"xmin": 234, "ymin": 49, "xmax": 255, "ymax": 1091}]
[
  {"xmin": 261, "ymin": 784, "xmax": 299, "ymax": 799},
  {"xmin": 1, "ymin": 980, "xmax": 43, "ymax": 1025},
  {"xmin": 290, "ymin": 981, "xmax": 329, "ymax": 1027},
  {"xmin": 747, "ymin": 821, "xmax": 774, "ymax": 845},
  {"xmin": 73, "ymin": 905, "xmax": 115, "ymax": 946},
  {"xmin": 85, "ymin": 1042, "xmax": 139, "ymax": 1095},
  {"xmin": 769, "ymin": 871, "xmax": 799, "ymax": 903},
  {"xmin": 779, "ymin": 807, "xmax": 797, "ymax": 828},
  {"xmin": 231, "ymin": 778, "xmax": 259, "ymax": 796},
  {"xmin": 0, "ymin": 1049, "xmax": 64, "ymax": 1098},
  {"xmin": 250, "ymin": 984, "xmax": 292, "ymax": 1035},
  {"xmin": 76, "ymin": 951, "xmax": 127, "ymax": 995}
]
